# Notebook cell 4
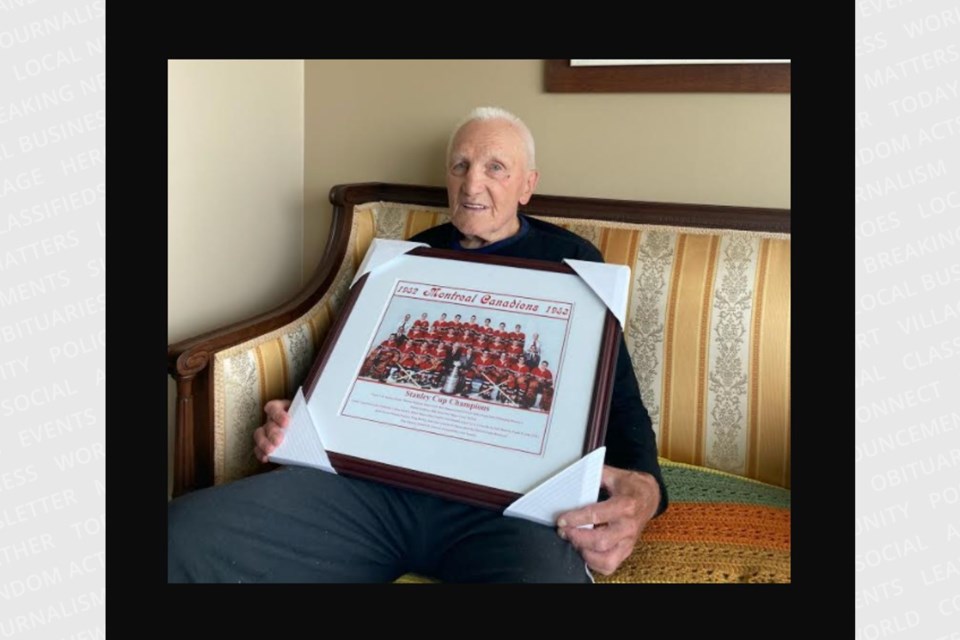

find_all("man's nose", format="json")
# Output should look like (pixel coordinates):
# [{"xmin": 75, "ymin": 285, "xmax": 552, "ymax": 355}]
[{"xmin": 461, "ymin": 166, "xmax": 486, "ymax": 194}]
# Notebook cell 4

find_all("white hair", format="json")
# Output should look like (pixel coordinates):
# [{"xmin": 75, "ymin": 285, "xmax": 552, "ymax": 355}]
[{"xmin": 446, "ymin": 106, "xmax": 536, "ymax": 170}]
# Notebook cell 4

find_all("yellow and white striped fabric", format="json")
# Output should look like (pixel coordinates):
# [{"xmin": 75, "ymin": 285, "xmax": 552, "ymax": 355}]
[{"xmin": 211, "ymin": 202, "xmax": 790, "ymax": 489}]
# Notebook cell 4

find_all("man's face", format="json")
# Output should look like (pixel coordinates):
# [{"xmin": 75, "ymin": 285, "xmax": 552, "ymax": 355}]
[{"xmin": 446, "ymin": 119, "xmax": 540, "ymax": 245}]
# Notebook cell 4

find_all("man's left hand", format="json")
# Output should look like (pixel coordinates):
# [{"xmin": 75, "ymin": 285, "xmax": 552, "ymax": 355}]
[{"xmin": 556, "ymin": 465, "xmax": 661, "ymax": 576}]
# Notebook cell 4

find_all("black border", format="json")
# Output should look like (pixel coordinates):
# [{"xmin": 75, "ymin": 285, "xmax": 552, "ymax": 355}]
[{"xmin": 107, "ymin": 8, "xmax": 851, "ymax": 634}]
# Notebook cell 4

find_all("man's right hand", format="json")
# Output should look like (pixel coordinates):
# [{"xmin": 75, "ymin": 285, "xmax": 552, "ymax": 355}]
[{"xmin": 253, "ymin": 399, "xmax": 291, "ymax": 463}]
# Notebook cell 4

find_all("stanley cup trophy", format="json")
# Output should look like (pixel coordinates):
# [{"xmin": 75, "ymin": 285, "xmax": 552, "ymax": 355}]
[{"xmin": 441, "ymin": 361, "xmax": 461, "ymax": 395}]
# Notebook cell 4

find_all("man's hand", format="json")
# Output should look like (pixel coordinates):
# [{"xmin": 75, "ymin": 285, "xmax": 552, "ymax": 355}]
[
  {"xmin": 253, "ymin": 399, "xmax": 291, "ymax": 463},
  {"xmin": 555, "ymin": 465, "xmax": 661, "ymax": 576}
]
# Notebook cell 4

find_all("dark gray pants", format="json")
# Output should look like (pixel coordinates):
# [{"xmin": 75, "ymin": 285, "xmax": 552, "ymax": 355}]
[{"xmin": 167, "ymin": 466, "xmax": 591, "ymax": 583}]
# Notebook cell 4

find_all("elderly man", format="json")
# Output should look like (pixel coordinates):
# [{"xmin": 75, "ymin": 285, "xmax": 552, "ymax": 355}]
[{"xmin": 168, "ymin": 106, "xmax": 666, "ymax": 583}]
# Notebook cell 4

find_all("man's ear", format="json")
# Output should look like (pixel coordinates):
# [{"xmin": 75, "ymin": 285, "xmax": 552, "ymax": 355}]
[{"xmin": 518, "ymin": 170, "xmax": 540, "ymax": 205}]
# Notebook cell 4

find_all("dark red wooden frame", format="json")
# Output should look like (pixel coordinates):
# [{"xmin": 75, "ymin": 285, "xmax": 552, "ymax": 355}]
[
  {"xmin": 298, "ymin": 247, "xmax": 619, "ymax": 510},
  {"xmin": 544, "ymin": 59, "xmax": 791, "ymax": 93}
]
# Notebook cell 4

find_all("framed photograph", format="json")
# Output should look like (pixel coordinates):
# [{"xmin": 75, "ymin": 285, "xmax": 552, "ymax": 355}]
[{"xmin": 300, "ymin": 247, "xmax": 621, "ymax": 510}]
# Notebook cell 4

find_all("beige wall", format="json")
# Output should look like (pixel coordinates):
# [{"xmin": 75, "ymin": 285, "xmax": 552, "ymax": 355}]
[
  {"xmin": 303, "ymin": 59, "xmax": 789, "ymax": 277},
  {"xmin": 168, "ymin": 60, "xmax": 304, "ymax": 497}
]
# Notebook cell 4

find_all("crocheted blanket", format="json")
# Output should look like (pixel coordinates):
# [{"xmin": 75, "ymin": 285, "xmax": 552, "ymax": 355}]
[
  {"xmin": 597, "ymin": 459, "xmax": 790, "ymax": 583},
  {"xmin": 396, "ymin": 458, "xmax": 791, "ymax": 584}
]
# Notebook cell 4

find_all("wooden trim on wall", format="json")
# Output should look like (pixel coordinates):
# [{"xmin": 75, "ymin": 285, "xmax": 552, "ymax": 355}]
[{"xmin": 544, "ymin": 59, "xmax": 791, "ymax": 93}]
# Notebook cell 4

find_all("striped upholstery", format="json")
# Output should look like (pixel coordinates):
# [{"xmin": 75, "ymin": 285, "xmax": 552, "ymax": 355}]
[{"xmin": 211, "ymin": 202, "xmax": 790, "ymax": 491}]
